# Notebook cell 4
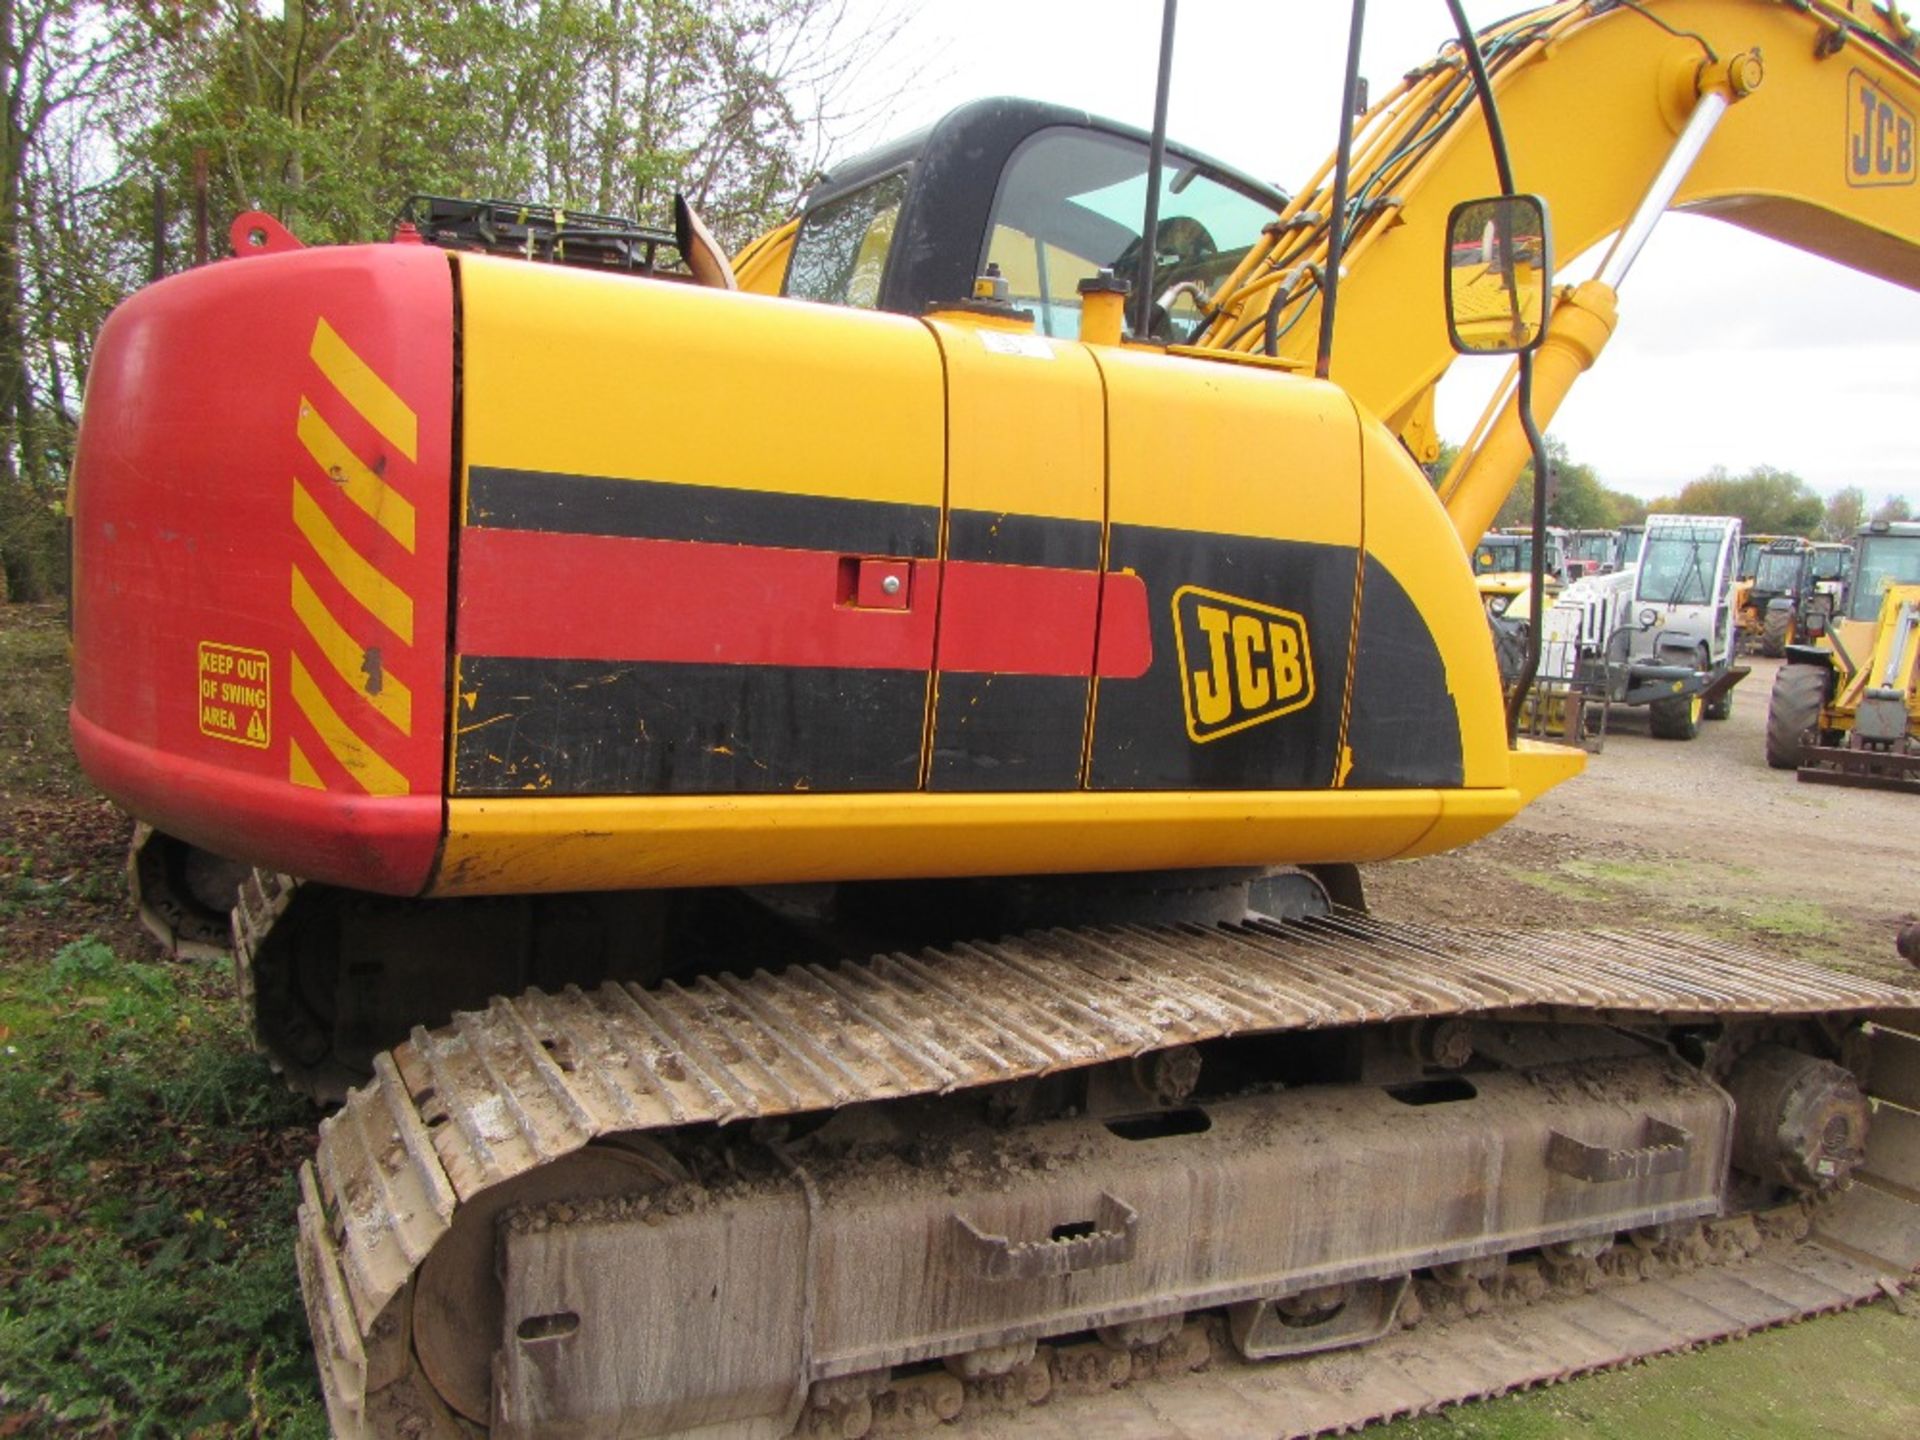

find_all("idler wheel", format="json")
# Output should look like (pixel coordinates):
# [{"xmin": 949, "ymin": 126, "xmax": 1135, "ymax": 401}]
[
  {"xmin": 412, "ymin": 1138, "xmax": 684, "ymax": 1425},
  {"xmin": 1725, "ymin": 1044, "xmax": 1870, "ymax": 1192}
]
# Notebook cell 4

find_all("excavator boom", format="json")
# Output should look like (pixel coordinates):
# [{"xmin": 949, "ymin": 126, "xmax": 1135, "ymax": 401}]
[{"xmin": 1195, "ymin": 0, "xmax": 1920, "ymax": 539}]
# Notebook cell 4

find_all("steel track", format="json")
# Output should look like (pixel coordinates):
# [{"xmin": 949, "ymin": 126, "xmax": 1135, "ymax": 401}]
[{"xmin": 296, "ymin": 911, "xmax": 1920, "ymax": 1438}]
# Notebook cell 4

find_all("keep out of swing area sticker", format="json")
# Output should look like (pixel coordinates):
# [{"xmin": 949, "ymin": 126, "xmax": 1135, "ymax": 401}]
[{"xmin": 198, "ymin": 641, "xmax": 271, "ymax": 749}]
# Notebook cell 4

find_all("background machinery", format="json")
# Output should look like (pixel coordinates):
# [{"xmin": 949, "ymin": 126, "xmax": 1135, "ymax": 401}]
[
  {"xmin": 1767, "ymin": 519, "xmax": 1920, "ymax": 788},
  {"xmin": 1811, "ymin": 538, "xmax": 1856, "ymax": 611},
  {"xmin": 66, "ymin": 2, "xmax": 1920, "ymax": 1437},
  {"xmin": 1564, "ymin": 527, "xmax": 1621, "ymax": 578},
  {"xmin": 1742, "ymin": 534, "xmax": 1815, "ymax": 656},
  {"xmin": 1536, "ymin": 512, "xmax": 1746, "ymax": 740}
]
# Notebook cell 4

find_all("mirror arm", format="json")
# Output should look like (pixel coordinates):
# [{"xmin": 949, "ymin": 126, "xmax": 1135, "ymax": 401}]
[
  {"xmin": 1442, "ymin": 0, "xmax": 1549, "ymax": 744},
  {"xmin": 1504, "ymin": 355, "xmax": 1552, "ymax": 745}
]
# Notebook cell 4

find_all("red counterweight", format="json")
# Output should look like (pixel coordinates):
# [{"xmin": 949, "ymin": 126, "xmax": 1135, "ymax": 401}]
[{"xmin": 70, "ymin": 243, "xmax": 455, "ymax": 894}]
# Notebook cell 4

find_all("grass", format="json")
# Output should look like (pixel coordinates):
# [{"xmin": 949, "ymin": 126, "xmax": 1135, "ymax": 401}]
[
  {"xmin": 0, "ymin": 605, "xmax": 325, "ymax": 1437},
  {"xmin": 0, "ymin": 604, "xmax": 85, "ymax": 799},
  {"xmin": 1501, "ymin": 852, "xmax": 1875, "ymax": 969},
  {"xmin": 1369, "ymin": 1304, "xmax": 1920, "ymax": 1438}
]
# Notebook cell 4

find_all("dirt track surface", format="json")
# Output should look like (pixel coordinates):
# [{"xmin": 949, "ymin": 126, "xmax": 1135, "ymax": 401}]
[{"xmin": 1369, "ymin": 654, "xmax": 1918, "ymax": 986}]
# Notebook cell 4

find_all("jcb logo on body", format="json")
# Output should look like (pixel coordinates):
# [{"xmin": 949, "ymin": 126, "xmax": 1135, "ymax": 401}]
[
  {"xmin": 1848, "ymin": 70, "xmax": 1915, "ymax": 188},
  {"xmin": 1172, "ymin": 586, "xmax": 1314, "ymax": 744}
]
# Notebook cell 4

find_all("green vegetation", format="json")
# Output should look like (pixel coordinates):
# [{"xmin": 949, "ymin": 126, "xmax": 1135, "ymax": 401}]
[
  {"xmin": 2, "ymin": 0, "xmax": 910, "ymax": 601},
  {"xmin": 1372, "ymin": 1304, "xmax": 1920, "ymax": 1438},
  {"xmin": 1431, "ymin": 437, "xmax": 1649, "ymax": 531},
  {"xmin": 1502, "ymin": 851, "xmax": 1867, "ymax": 969},
  {"xmin": 0, "ymin": 605, "xmax": 78, "ymax": 796},
  {"xmin": 0, "ymin": 605, "xmax": 324, "ymax": 1435},
  {"xmin": 1649, "ymin": 464, "xmax": 1824, "ymax": 537}
]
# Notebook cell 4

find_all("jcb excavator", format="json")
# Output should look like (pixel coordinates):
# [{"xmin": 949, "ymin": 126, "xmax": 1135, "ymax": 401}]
[{"xmin": 67, "ymin": 2, "xmax": 1920, "ymax": 1437}]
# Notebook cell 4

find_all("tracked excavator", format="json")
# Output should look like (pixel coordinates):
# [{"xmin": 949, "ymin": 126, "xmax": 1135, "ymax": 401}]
[{"xmin": 67, "ymin": 1, "xmax": 1920, "ymax": 1436}]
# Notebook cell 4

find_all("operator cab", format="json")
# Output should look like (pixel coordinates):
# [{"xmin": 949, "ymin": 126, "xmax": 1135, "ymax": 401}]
[
  {"xmin": 777, "ymin": 98, "xmax": 1289, "ymax": 340},
  {"xmin": 1848, "ymin": 521, "xmax": 1920, "ymax": 622},
  {"xmin": 1751, "ymin": 537, "xmax": 1811, "ymax": 597}
]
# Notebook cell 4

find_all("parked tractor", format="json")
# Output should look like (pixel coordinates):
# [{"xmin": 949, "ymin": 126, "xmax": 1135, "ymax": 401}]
[{"xmin": 1766, "ymin": 521, "xmax": 1920, "ymax": 790}]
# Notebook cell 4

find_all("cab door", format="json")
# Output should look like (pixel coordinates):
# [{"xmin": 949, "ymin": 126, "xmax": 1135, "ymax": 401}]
[{"xmin": 1087, "ymin": 348, "xmax": 1365, "ymax": 790}]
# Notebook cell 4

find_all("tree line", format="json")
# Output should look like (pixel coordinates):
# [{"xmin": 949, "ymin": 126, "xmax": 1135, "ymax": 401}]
[
  {"xmin": 0, "ymin": 0, "xmax": 911, "ymax": 601},
  {"xmin": 1450, "ymin": 443, "xmax": 1910, "ymax": 542},
  {"xmin": 1648, "ymin": 466, "xmax": 1909, "ymax": 540}
]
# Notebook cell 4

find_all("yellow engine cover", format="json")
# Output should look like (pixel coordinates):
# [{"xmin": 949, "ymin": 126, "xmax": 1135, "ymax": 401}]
[{"xmin": 433, "ymin": 257, "xmax": 1575, "ymax": 895}]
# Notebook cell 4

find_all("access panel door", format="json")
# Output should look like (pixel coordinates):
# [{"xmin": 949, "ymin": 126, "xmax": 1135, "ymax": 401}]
[
  {"xmin": 1088, "ymin": 350, "xmax": 1364, "ymax": 791},
  {"xmin": 451, "ymin": 256, "xmax": 947, "ymax": 796},
  {"xmin": 922, "ymin": 321, "xmax": 1118, "ymax": 790}
]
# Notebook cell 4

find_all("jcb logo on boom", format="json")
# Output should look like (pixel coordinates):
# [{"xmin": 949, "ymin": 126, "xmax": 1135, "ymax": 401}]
[
  {"xmin": 1848, "ymin": 70, "xmax": 1915, "ymax": 188},
  {"xmin": 1173, "ymin": 586, "xmax": 1314, "ymax": 744}
]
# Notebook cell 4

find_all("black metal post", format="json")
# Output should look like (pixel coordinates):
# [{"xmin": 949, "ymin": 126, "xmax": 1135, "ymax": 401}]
[
  {"xmin": 1441, "ymin": 0, "xmax": 1553, "ymax": 741},
  {"xmin": 1315, "ymin": 0, "xmax": 1368, "ymax": 379},
  {"xmin": 1134, "ymin": 0, "xmax": 1178, "ymax": 339}
]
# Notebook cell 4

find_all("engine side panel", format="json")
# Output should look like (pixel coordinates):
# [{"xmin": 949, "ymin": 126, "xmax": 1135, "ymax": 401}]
[
  {"xmin": 922, "ymin": 318, "xmax": 1108, "ymax": 792},
  {"xmin": 70, "ymin": 244, "xmax": 455, "ymax": 894},
  {"xmin": 451, "ymin": 255, "xmax": 948, "ymax": 795}
]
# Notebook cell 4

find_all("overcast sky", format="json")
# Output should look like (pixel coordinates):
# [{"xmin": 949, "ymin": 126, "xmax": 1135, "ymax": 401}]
[{"xmin": 829, "ymin": 0, "xmax": 1919, "ymax": 507}]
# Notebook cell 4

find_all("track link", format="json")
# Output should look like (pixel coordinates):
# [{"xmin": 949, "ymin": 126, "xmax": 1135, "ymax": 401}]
[{"xmin": 298, "ymin": 913, "xmax": 1920, "ymax": 1438}]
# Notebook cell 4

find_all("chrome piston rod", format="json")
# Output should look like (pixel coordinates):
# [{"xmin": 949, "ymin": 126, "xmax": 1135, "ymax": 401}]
[{"xmin": 1596, "ymin": 85, "xmax": 1732, "ymax": 289}]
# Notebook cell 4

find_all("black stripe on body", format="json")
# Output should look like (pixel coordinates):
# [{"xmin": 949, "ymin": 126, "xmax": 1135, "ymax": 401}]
[
  {"xmin": 929, "ymin": 673, "xmax": 1089, "ymax": 791},
  {"xmin": 946, "ymin": 509, "xmax": 1101, "ymax": 569},
  {"xmin": 466, "ymin": 467, "xmax": 940, "ymax": 557},
  {"xmin": 453, "ymin": 657, "xmax": 926, "ymax": 795},
  {"xmin": 1090, "ymin": 524, "xmax": 1357, "ymax": 791},
  {"xmin": 1342, "ymin": 557, "xmax": 1465, "ymax": 787}
]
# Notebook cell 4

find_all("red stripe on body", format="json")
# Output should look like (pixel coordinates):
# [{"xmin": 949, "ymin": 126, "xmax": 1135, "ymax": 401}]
[
  {"xmin": 458, "ymin": 528, "xmax": 1156, "ymax": 679},
  {"xmin": 934, "ymin": 561, "xmax": 1099, "ymax": 676},
  {"xmin": 458, "ymin": 529, "xmax": 936, "ymax": 670},
  {"xmin": 1095, "ymin": 572, "xmax": 1153, "ymax": 679}
]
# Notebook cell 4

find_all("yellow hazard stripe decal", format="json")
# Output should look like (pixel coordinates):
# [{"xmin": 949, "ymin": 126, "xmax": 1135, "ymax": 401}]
[
  {"xmin": 296, "ymin": 399, "xmax": 417, "ymax": 552},
  {"xmin": 292, "ymin": 480, "xmax": 414, "ymax": 645},
  {"xmin": 288, "ymin": 738, "xmax": 326, "ymax": 790},
  {"xmin": 291, "ymin": 565, "xmax": 412, "ymax": 736},
  {"xmin": 290, "ymin": 654, "xmax": 408, "ymax": 795},
  {"xmin": 310, "ymin": 318, "xmax": 418, "ymax": 463}
]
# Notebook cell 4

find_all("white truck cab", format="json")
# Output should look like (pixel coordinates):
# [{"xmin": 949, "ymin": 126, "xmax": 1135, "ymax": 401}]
[{"xmin": 1539, "ymin": 514, "xmax": 1746, "ymax": 739}]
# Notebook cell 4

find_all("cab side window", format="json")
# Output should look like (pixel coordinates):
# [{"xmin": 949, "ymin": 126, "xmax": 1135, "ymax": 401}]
[
  {"xmin": 786, "ymin": 171, "xmax": 908, "ymax": 308},
  {"xmin": 983, "ymin": 128, "xmax": 1277, "ymax": 339}
]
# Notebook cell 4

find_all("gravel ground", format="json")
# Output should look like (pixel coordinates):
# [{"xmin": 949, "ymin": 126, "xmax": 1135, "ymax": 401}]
[{"xmin": 1369, "ymin": 653, "xmax": 1918, "ymax": 985}]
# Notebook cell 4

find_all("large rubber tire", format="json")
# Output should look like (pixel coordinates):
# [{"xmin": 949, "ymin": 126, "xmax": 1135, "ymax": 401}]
[
  {"xmin": 1704, "ymin": 683, "xmax": 1733, "ymax": 722},
  {"xmin": 1648, "ymin": 692, "xmax": 1703, "ymax": 741},
  {"xmin": 1766, "ymin": 663, "xmax": 1827, "ymax": 770},
  {"xmin": 1760, "ymin": 607, "xmax": 1792, "ymax": 658}
]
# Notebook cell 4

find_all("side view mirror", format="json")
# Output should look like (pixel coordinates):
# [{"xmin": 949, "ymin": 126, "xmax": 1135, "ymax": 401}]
[{"xmin": 1445, "ymin": 194, "xmax": 1553, "ymax": 355}]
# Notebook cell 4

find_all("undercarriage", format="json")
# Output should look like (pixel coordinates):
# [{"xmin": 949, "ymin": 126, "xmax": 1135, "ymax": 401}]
[{"xmin": 275, "ymin": 891, "xmax": 1920, "ymax": 1440}]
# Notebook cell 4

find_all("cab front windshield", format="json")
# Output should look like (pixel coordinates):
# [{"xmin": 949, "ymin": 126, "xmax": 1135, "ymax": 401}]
[
  {"xmin": 1637, "ymin": 528, "xmax": 1724, "ymax": 607},
  {"xmin": 1810, "ymin": 547, "xmax": 1850, "ymax": 582},
  {"xmin": 1473, "ymin": 536, "xmax": 1529, "ymax": 574},
  {"xmin": 1849, "ymin": 536, "xmax": 1920, "ymax": 620},
  {"xmin": 984, "ymin": 128, "xmax": 1279, "ymax": 340},
  {"xmin": 1753, "ymin": 549, "xmax": 1803, "ymax": 593}
]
